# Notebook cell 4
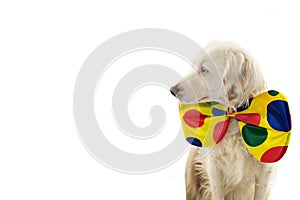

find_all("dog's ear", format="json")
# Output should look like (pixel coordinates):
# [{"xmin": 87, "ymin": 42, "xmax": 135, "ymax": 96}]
[{"xmin": 223, "ymin": 48, "xmax": 266, "ymax": 109}]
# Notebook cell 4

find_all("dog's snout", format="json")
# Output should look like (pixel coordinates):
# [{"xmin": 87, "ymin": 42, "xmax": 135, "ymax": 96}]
[{"xmin": 170, "ymin": 85, "xmax": 180, "ymax": 97}]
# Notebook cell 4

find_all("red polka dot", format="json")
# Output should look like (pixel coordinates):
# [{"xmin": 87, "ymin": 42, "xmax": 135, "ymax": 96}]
[
  {"xmin": 260, "ymin": 146, "xmax": 288, "ymax": 163},
  {"xmin": 213, "ymin": 119, "xmax": 230, "ymax": 143},
  {"xmin": 235, "ymin": 113, "xmax": 260, "ymax": 126},
  {"xmin": 183, "ymin": 109, "xmax": 207, "ymax": 128}
]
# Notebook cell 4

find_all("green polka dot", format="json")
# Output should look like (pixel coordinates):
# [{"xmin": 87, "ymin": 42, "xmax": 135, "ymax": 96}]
[
  {"xmin": 242, "ymin": 124, "xmax": 268, "ymax": 147},
  {"xmin": 206, "ymin": 101, "xmax": 218, "ymax": 106},
  {"xmin": 268, "ymin": 90, "xmax": 279, "ymax": 96}
]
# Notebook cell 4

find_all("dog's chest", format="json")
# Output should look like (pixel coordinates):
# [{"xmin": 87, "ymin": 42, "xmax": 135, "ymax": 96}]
[{"xmin": 209, "ymin": 122, "xmax": 259, "ymax": 185}]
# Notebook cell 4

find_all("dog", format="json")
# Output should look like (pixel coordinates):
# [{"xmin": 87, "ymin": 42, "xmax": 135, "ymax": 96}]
[{"xmin": 170, "ymin": 41, "xmax": 275, "ymax": 200}]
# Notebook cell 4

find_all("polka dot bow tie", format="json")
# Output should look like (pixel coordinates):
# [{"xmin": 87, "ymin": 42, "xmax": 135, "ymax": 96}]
[{"xmin": 179, "ymin": 90, "xmax": 292, "ymax": 163}]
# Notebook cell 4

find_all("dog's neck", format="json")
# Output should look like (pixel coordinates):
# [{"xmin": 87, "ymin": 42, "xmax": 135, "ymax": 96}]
[{"xmin": 226, "ymin": 118, "xmax": 240, "ymax": 136}]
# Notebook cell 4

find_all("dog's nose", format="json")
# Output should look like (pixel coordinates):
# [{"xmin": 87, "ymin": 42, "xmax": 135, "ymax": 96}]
[
  {"xmin": 170, "ymin": 89, "xmax": 176, "ymax": 96},
  {"xmin": 170, "ymin": 86, "xmax": 180, "ymax": 97}
]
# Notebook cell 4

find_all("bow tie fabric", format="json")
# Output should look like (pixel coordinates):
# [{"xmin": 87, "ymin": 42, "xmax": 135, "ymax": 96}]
[{"xmin": 179, "ymin": 90, "xmax": 291, "ymax": 163}]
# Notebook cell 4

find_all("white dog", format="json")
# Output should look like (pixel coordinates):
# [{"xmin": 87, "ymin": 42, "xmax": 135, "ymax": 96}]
[{"xmin": 170, "ymin": 41, "xmax": 275, "ymax": 200}]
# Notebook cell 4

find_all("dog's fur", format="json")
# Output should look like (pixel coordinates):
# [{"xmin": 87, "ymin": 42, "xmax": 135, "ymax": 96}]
[{"xmin": 171, "ymin": 41, "xmax": 275, "ymax": 200}]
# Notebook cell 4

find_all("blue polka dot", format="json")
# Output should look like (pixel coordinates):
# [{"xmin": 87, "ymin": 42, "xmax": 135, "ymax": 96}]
[
  {"xmin": 267, "ymin": 100, "xmax": 291, "ymax": 132},
  {"xmin": 237, "ymin": 98, "xmax": 253, "ymax": 112},
  {"xmin": 212, "ymin": 108, "xmax": 226, "ymax": 116},
  {"xmin": 186, "ymin": 137, "xmax": 202, "ymax": 147}
]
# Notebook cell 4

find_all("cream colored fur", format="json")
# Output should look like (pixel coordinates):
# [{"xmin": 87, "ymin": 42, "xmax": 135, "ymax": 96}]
[{"xmin": 171, "ymin": 41, "xmax": 275, "ymax": 200}]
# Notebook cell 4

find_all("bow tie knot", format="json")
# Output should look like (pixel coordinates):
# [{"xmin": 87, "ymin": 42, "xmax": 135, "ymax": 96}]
[{"xmin": 226, "ymin": 109, "xmax": 236, "ymax": 116}]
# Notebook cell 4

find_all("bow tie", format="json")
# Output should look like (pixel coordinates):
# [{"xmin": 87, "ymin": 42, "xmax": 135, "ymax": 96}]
[{"xmin": 179, "ymin": 90, "xmax": 292, "ymax": 163}]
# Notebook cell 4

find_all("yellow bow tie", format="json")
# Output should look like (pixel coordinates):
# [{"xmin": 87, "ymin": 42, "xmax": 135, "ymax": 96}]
[{"xmin": 179, "ymin": 90, "xmax": 292, "ymax": 163}]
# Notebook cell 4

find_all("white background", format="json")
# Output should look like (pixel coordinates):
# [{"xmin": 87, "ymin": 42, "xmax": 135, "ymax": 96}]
[{"xmin": 1, "ymin": 0, "xmax": 299, "ymax": 199}]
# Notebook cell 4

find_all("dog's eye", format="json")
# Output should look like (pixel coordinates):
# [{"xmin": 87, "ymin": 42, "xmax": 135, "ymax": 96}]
[{"xmin": 200, "ymin": 66, "xmax": 209, "ymax": 74}]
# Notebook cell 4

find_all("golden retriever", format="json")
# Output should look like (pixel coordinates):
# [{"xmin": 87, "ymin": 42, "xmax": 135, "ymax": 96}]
[{"xmin": 170, "ymin": 41, "xmax": 275, "ymax": 200}]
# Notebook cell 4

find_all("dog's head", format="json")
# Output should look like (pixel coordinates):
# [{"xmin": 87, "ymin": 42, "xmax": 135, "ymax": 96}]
[{"xmin": 170, "ymin": 41, "xmax": 266, "ymax": 109}]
